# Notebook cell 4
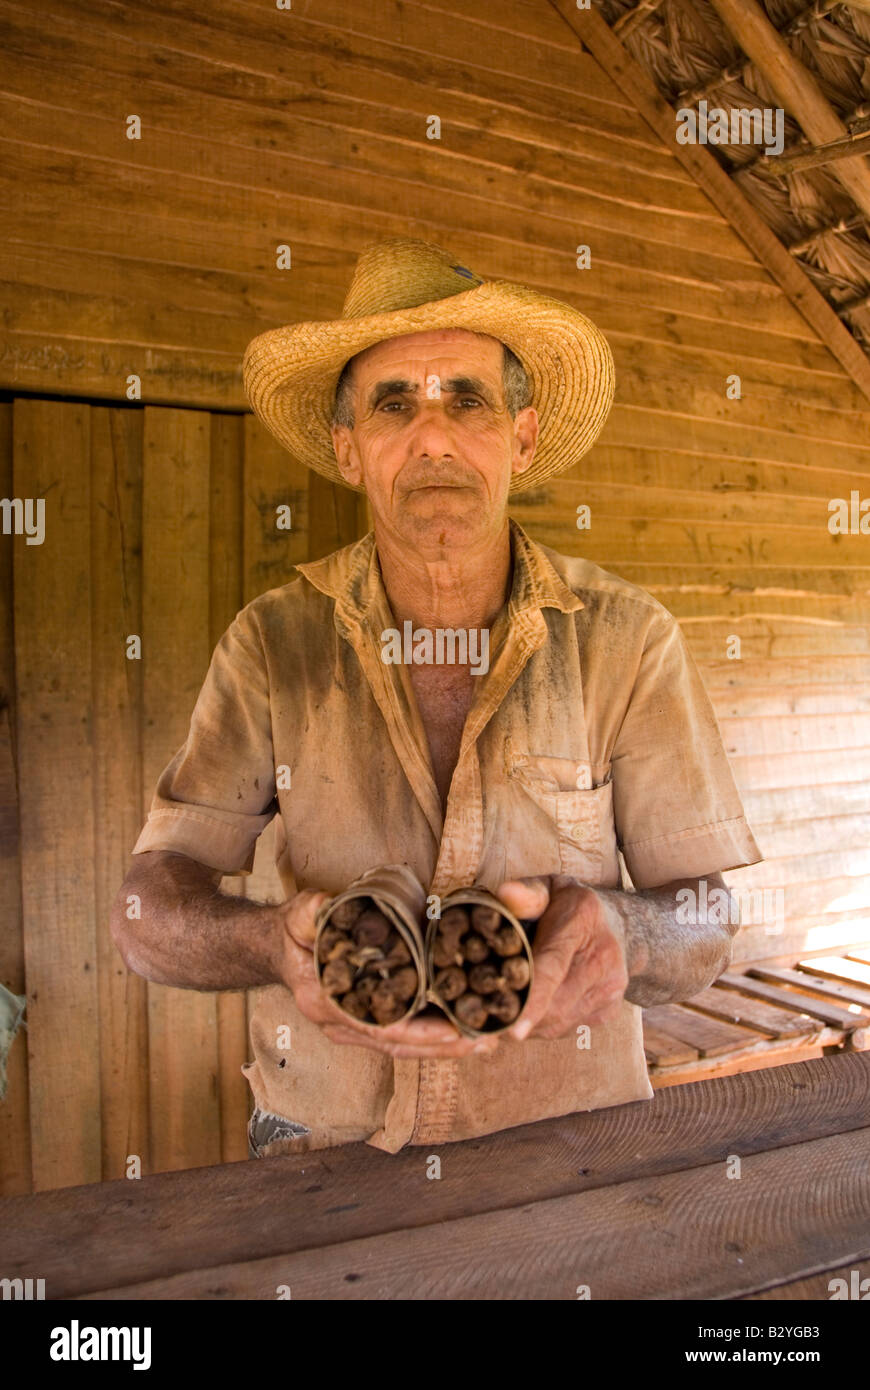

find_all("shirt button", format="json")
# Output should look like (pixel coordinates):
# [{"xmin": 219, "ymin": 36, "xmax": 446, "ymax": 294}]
[{"xmin": 571, "ymin": 824, "xmax": 586, "ymax": 838}]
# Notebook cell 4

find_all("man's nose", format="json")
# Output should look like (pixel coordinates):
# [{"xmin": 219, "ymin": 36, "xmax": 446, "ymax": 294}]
[{"xmin": 404, "ymin": 399, "xmax": 458, "ymax": 455}]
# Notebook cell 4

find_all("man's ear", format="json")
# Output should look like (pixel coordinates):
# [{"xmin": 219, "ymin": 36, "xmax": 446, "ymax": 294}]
[
  {"xmin": 510, "ymin": 406, "xmax": 539, "ymax": 478},
  {"xmin": 330, "ymin": 424, "xmax": 364, "ymax": 488}
]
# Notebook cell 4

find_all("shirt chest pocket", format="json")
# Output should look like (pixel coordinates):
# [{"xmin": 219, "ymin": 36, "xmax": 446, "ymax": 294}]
[{"xmin": 505, "ymin": 744, "xmax": 616, "ymax": 883}]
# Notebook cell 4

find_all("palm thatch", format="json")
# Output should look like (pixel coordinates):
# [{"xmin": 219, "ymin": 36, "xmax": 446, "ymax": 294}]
[{"xmin": 601, "ymin": 0, "xmax": 870, "ymax": 349}]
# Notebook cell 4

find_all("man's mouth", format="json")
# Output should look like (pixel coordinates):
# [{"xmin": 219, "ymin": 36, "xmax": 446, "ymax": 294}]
[{"xmin": 410, "ymin": 482, "xmax": 469, "ymax": 491}]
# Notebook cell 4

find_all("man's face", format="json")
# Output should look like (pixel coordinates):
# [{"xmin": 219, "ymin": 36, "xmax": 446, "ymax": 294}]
[{"xmin": 330, "ymin": 329, "xmax": 538, "ymax": 552}]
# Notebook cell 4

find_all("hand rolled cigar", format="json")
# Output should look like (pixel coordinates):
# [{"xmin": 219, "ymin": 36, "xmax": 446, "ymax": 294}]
[
  {"xmin": 317, "ymin": 925, "xmax": 346, "ymax": 964},
  {"xmin": 370, "ymin": 979, "xmax": 409, "ymax": 1025},
  {"xmin": 352, "ymin": 908, "xmax": 391, "ymax": 948},
  {"xmin": 491, "ymin": 924, "xmax": 523, "ymax": 957},
  {"xmin": 462, "ymin": 932, "xmax": 490, "ymax": 964},
  {"xmin": 339, "ymin": 990, "xmax": 370, "ymax": 1020},
  {"xmin": 432, "ymin": 937, "xmax": 464, "ymax": 968},
  {"xmin": 354, "ymin": 974, "xmax": 380, "ymax": 1009},
  {"xmin": 487, "ymin": 986, "xmax": 521, "ymax": 1024},
  {"xmin": 321, "ymin": 956, "xmax": 354, "ymax": 996},
  {"xmin": 467, "ymin": 962, "xmax": 505, "ymax": 995},
  {"xmin": 325, "ymin": 936, "xmax": 355, "ymax": 963},
  {"xmin": 452, "ymin": 991, "xmax": 489, "ymax": 1031},
  {"xmin": 389, "ymin": 965, "xmax": 420, "ymax": 1003},
  {"xmin": 434, "ymin": 965, "xmax": 467, "ymax": 1001},
  {"xmin": 439, "ymin": 907, "xmax": 470, "ymax": 938},
  {"xmin": 382, "ymin": 930, "xmax": 412, "ymax": 969},
  {"xmin": 500, "ymin": 955, "xmax": 531, "ymax": 990},
  {"xmin": 470, "ymin": 904, "xmax": 502, "ymax": 940},
  {"xmin": 330, "ymin": 897, "xmax": 364, "ymax": 931}
]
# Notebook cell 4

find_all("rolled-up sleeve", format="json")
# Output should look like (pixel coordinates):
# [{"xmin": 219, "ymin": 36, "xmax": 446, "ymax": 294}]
[
  {"xmin": 610, "ymin": 605, "xmax": 762, "ymax": 889},
  {"xmin": 131, "ymin": 606, "xmax": 277, "ymax": 874}
]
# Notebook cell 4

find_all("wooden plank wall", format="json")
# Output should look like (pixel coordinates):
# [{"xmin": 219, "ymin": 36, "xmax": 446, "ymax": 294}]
[
  {"xmin": 0, "ymin": 400, "xmax": 365, "ymax": 1194},
  {"xmin": 1, "ymin": 0, "xmax": 869, "ymax": 1188}
]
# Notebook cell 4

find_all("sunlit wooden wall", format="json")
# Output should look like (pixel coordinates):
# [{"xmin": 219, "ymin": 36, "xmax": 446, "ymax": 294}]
[
  {"xmin": 0, "ymin": 400, "xmax": 366, "ymax": 1196},
  {"xmin": 1, "ymin": 0, "xmax": 869, "ymax": 1193}
]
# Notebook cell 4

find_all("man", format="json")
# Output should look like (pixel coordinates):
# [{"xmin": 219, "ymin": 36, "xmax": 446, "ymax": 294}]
[{"xmin": 112, "ymin": 237, "xmax": 762, "ymax": 1158}]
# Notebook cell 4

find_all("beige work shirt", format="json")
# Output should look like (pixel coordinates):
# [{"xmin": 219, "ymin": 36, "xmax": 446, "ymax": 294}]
[{"xmin": 132, "ymin": 519, "xmax": 762, "ymax": 1154}]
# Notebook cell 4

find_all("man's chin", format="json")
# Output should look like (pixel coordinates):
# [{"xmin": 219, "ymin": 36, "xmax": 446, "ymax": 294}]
[{"xmin": 399, "ymin": 506, "xmax": 482, "ymax": 550}]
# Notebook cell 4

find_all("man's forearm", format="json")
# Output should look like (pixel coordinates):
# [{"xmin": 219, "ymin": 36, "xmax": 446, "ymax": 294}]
[
  {"xmin": 598, "ymin": 877, "xmax": 738, "ymax": 1008},
  {"xmin": 112, "ymin": 851, "xmax": 285, "ymax": 991}
]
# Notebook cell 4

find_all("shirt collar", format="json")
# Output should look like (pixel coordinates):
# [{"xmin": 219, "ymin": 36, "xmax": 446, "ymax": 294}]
[{"xmin": 294, "ymin": 516, "xmax": 584, "ymax": 628}]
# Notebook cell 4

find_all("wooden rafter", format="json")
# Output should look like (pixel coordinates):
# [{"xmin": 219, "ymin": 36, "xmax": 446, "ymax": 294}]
[
  {"xmin": 788, "ymin": 215, "xmax": 865, "ymax": 253},
  {"xmin": 546, "ymin": 0, "xmax": 870, "ymax": 403},
  {"xmin": 760, "ymin": 124, "xmax": 870, "ymax": 176},
  {"xmin": 705, "ymin": 0, "xmax": 870, "ymax": 221}
]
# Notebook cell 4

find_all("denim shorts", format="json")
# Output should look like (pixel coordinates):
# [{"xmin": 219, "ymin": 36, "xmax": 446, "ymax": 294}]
[{"xmin": 247, "ymin": 1106, "xmax": 312, "ymax": 1158}]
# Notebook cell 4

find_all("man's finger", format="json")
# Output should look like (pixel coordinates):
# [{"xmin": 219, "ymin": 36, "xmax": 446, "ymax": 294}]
[
  {"xmin": 322, "ymin": 1021, "xmax": 495, "ymax": 1058},
  {"xmin": 284, "ymin": 890, "xmax": 331, "ymax": 948},
  {"xmin": 522, "ymin": 935, "xmax": 628, "ymax": 1039},
  {"xmin": 508, "ymin": 929, "xmax": 577, "ymax": 1039},
  {"xmin": 492, "ymin": 877, "xmax": 551, "ymax": 921}
]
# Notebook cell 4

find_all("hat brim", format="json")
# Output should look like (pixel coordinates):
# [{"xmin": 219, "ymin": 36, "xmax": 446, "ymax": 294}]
[{"xmin": 242, "ymin": 279, "xmax": 615, "ymax": 495}]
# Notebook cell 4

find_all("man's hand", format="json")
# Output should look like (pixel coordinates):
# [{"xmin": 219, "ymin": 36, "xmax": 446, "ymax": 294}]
[
  {"xmin": 274, "ymin": 890, "xmax": 499, "ymax": 1061},
  {"xmin": 493, "ymin": 875, "xmax": 629, "ymax": 1041}
]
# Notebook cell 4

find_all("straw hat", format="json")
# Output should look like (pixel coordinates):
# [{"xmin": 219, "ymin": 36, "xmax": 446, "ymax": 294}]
[{"xmin": 242, "ymin": 237, "xmax": 615, "ymax": 494}]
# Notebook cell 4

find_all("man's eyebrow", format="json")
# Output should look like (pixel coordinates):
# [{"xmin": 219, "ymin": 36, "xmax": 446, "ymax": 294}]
[
  {"xmin": 444, "ymin": 376, "xmax": 497, "ymax": 405},
  {"xmin": 368, "ymin": 379, "xmax": 418, "ymax": 408}
]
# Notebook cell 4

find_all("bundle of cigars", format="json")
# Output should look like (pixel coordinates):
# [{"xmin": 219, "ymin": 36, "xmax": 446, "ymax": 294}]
[{"xmin": 314, "ymin": 867, "xmax": 535, "ymax": 1038}]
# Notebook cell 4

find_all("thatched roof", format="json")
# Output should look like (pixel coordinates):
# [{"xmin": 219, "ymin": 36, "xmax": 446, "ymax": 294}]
[{"xmin": 600, "ymin": 0, "xmax": 870, "ymax": 350}]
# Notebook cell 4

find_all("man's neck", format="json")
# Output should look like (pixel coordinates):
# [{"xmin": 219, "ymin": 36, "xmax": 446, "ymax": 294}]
[{"xmin": 374, "ymin": 520, "xmax": 513, "ymax": 632}]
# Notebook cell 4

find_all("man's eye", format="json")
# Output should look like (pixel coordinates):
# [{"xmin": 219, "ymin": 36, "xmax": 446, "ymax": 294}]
[
  {"xmin": 379, "ymin": 400, "xmax": 407, "ymax": 411},
  {"xmin": 457, "ymin": 397, "xmax": 482, "ymax": 408}
]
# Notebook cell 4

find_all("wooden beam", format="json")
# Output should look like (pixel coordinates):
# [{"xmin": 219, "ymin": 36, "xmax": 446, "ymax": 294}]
[
  {"xmin": 547, "ymin": 1, "xmax": 870, "ymax": 405},
  {"xmin": 760, "ymin": 125, "xmax": 870, "ymax": 176},
  {"xmin": 705, "ymin": 0, "xmax": 870, "ymax": 222},
  {"xmin": 788, "ymin": 215, "xmax": 864, "ymax": 254}
]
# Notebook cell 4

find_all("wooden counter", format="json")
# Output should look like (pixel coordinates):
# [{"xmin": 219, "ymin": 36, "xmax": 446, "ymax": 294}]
[{"xmin": 3, "ymin": 1050, "xmax": 870, "ymax": 1301}]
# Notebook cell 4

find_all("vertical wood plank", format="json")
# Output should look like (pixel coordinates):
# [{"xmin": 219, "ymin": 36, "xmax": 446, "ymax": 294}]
[
  {"xmin": 14, "ymin": 399, "xmax": 101, "ymax": 1191},
  {"xmin": 90, "ymin": 405, "xmax": 149, "ymax": 1181},
  {"xmin": 242, "ymin": 417, "xmax": 309, "ymax": 604},
  {"xmin": 0, "ymin": 401, "xmax": 31, "ymax": 1195},
  {"xmin": 209, "ymin": 411, "xmax": 249, "ymax": 1164},
  {"xmin": 142, "ymin": 406, "xmax": 221, "ymax": 1174},
  {"xmin": 240, "ymin": 417, "xmax": 311, "ymax": 1065},
  {"xmin": 240, "ymin": 418, "xmax": 309, "ymax": 913},
  {"xmin": 307, "ymin": 470, "xmax": 367, "ymax": 561}
]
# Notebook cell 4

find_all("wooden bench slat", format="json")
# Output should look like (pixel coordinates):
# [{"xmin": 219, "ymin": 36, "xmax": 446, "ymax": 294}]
[
  {"xmin": 798, "ymin": 955, "xmax": 870, "ymax": 989},
  {"xmin": 642, "ymin": 1004, "xmax": 758, "ymax": 1056},
  {"xmin": 754, "ymin": 964, "xmax": 870, "ymax": 1012},
  {"xmin": 681, "ymin": 986, "xmax": 820, "ymax": 1037},
  {"xmin": 641, "ymin": 1023, "xmax": 698, "ymax": 1066},
  {"xmin": 719, "ymin": 972, "xmax": 868, "ymax": 1030}
]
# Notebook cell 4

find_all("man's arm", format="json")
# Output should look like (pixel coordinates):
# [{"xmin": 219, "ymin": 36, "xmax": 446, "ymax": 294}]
[
  {"xmin": 495, "ymin": 872, "xmax": 739, "ymax": 1040},
  {"xmin": 606, "ymin": 871, "xmax": 738, "ymax": 1009},
  {"xmin": 111, "ymin": 850, "xmax": 496, "ymax": 1060},
  {"xmin": 111, "ymin": 850, "xmax": 291, "ymax": 991}
]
